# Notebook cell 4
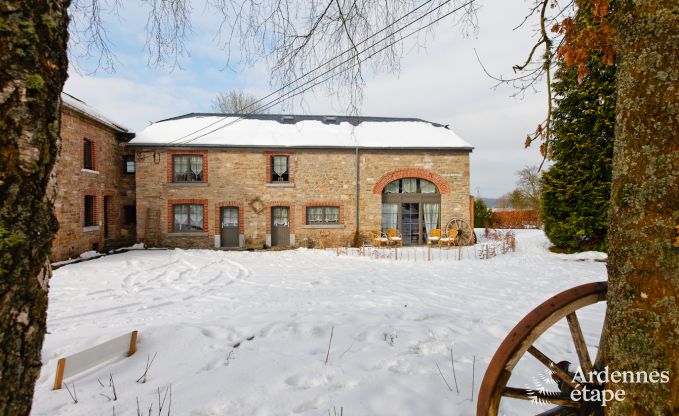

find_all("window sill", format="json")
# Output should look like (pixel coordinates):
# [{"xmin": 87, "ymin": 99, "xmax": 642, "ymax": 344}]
[
  {"xmin": 81, "ymin": 168, "xmax": 99, "ymax": 174},
  {"xmin": 82, "ymin": 226, "xmax": 100, "ymax": 232},
  {"xmin": 302, "ymin": 224, "xmax": 345, "ymax": 229},
  {"xmin": 168, "ymin": 232, "xmax": 208, "ymax": 237},
  {"xmin": 266, "ymin": 182, "xmax": 295, "ymax": 188},
  {"xmin": 168, "ymin": 182, "xmax": 208, "ymax": 187}
]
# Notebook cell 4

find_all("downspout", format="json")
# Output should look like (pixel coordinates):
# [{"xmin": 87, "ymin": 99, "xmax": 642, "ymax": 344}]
[{"xmin": 355, "ymin": 147, "xmax": 360, "ymax": 235}]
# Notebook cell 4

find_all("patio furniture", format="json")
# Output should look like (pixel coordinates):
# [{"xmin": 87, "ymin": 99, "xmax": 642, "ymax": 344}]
[
  {"xmin": 387, "ymin": 228, "xmax": 403, "ymax": 247},
  {"xmin": 427, "ymin": 228, "xmax": 441, "ymax": 246},
  {"xmin": 371, "ymin": 230, "xmax": 389, "ymax": 247},
  {"xmin": 438, "ymin": 229, "xmax": 459, "ymax": 248}
]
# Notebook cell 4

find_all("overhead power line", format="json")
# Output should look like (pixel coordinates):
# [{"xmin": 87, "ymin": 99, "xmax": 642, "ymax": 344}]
[
  {"xmin": 171, "ymin": 0, "xmax": 475, "ymax": 145},
  {"xmin": 166, "ymin": 0, "xmax": 442, "ymax": 144}
]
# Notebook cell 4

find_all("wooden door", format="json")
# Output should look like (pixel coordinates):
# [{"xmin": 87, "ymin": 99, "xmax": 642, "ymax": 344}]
[
  {"xmin": 220, "ymin": 207, "xmax": 240, "ymax": 247},
  {"xmin": 271, "ymin": 206, "xmax": 290, "ymax": 247}
]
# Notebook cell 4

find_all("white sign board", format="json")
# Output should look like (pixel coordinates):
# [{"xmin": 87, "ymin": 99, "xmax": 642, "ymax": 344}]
[{"xmin": 54, "ymin": 330, "xmax": 137, "ymax": 389}]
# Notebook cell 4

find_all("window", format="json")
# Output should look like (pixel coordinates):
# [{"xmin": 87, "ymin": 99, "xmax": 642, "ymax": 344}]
[
  {"xmin": 83, "ymin": 139, "xmax": 94, "ymax": 170},
  {"xmin": 123, "ymin": 155, "xmax": 135, "ymax": 174},
  {"xmin": 173, "ymin": 204, "xmax": 204, "ymax": 232},
  {"xmin": 271, "ymin": 156, "xmax": 289, "ymax": 182},
  {"xmin": 173, "ymin": 155, "xmax": 203, "ymax": 182},
  {"xmin": 84, "ymin": 195, "xmax": 96, "ymax": 226},
  {"xmin": 381, "ymin": 178, "xmax": 438, "ymax": 194},
  {"xmin": 306, "ymin": 206, "xmax": 340, "ymax": 224},
  {"xmin": 123, "ymin": 205, "xmax": 136, "ymax": 225},
  {"xmin": 381, "ymin": 203, "xmax": 398, "ymax": 233}
]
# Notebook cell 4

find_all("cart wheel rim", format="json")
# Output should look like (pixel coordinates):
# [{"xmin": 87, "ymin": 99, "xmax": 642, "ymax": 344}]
[{"xmin": 477, "ymin": 281, "xmax": 608, "ymax": 416}]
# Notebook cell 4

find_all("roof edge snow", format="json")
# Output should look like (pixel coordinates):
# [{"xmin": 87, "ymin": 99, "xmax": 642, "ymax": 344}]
[
  {"xmin": 130, "ymin": 113, "xmax": 473, "ymax": 151},
  {"xmin": 61, "ymin": 92, "xmax": 134, "ymax": 139}
]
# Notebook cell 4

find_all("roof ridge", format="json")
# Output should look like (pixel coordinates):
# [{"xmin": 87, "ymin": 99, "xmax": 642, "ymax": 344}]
[{"xmin": 154, "ymin": 113, "xmax": 445, "ymax": 128}]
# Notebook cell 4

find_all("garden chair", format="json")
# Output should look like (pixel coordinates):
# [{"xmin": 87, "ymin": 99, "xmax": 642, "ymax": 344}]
[
  {"xmin": 427, "ymin": 228, "xmax": 441, "ymax": 246},
  {"xmin": 371, "ymin": 230, "xmax": 389, "ymax": 247},
  {"xmin": 438, "ymin": 229, "xmax": 458, "ymax": 248},
  {"xmin": 387, "ymin": 228, "xmax": 403, "ymax": 247}
]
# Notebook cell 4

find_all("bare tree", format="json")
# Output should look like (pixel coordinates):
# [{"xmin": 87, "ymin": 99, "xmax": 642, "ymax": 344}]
[
  {"xmin": 69, "ymin": 0, "xmax": 479, "ymax": 113},
  {"xmin": 212, "ymin": 89, "xmax": 265, "ymax": 114},
  {"xmin": 494, "ymin": 166, "xmax": 541, "ymax": 212},
  {"xmin": 515, "ymin": 165, "xmax": 541, "ymax": 212}
]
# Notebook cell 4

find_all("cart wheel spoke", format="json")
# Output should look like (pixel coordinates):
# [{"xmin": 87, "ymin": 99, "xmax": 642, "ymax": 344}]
[
  {"xmin": 477, "ymin": 281, "xmax": 608, "ymax": 416},
  {"xmin": 566, "ymin": 312, "xmax": 593, "ymax": 377},
  {"xmin": 593, "ymin": 315, "xmax": 608, "ymax": 370},
  {"xmin": 527, "ymin": 346, "xmax": 582, "ymax": 391},
  {"xmin": 502, "ymin": 387, "xmax": 581, "ymax": 408}
]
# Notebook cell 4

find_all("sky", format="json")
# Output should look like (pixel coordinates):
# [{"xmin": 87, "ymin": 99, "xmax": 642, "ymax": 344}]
[{"xmin": 64, "ymin": 0, "xmax": 548, "ymax": 198}]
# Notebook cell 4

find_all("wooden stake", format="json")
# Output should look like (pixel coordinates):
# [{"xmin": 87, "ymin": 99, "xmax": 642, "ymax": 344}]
[
  {"xmin": 128, "ymin": 330, "xmax": 138, "ymax": 356},
  {"xmin": 324, "ymin": 326, "xmax": 335, "ymax": 365},
  {"xmin": 54, "ymin": 358, "xmax": 66, "ymax": 390}
]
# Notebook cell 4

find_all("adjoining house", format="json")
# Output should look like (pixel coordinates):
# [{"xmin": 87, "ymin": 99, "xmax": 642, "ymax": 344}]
[
  {"xmin": 128, "ymin": 113, "xmax": 473, "ymax": 249},
  {"xmin": 50, "ymin": 93, "xmax": 137, "ymax": 261}
]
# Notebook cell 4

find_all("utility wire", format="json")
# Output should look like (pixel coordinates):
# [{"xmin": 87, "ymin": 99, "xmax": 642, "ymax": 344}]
[
  {"xmin": 165, "ymin": 0, "xmax": 444, "ymax": 144},
  {"xmin": 173, "ymin": 0, "xmax": 475, "ymax": 145}
]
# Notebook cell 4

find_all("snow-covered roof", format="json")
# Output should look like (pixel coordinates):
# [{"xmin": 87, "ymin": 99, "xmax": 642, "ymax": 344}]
[
  {"xmin": 61, "ymin": 92, "xmax": 132, "ymax": 135},
  {"xmin": 128, "ymin": 113, "xmax": 473, "ymax": 150}
]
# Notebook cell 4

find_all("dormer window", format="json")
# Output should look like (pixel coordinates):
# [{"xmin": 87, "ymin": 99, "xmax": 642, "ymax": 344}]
[{"xmin": 271, "ymin": 156, "xmax": 289, "ymax": 182}]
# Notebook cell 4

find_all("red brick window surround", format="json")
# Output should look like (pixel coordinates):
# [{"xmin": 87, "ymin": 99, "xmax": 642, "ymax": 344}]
[
  {"xmin": 83, "ymin": 194, "xmax": 97, "ymax": 227},
  {"xmin": 265, "ymin": 152, "xmax": 294, "ymax": 183},
  {"xmin": 168, "ymin": 199, "xmax": 208, "ymax": 233},
  {"xmin": 372, "ymin": 168, "xmax": 451, "ymax": 194},
  {"xmin": 83, "ymin": 138, "xmax": 96, "ymax": 170},
  {"xmin": 167, "ymin": 150, "xmax": 208, "ymax": 183},
  {"xmin": 304, "ymin": 202, "xmax": 344, "ymax": 225},
  {"xmin": 215, "ymin": 202, "xmax": 245, "ymax": 234}
]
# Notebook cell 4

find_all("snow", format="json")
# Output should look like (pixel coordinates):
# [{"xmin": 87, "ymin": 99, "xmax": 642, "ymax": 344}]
[
  {"xmin": 33, "ymin": 230, "xmax": 606, "ymax": 415},
  {"xmin": 129, "ymin": 115, "xmax": 473, "ymax": 149},
  {"xmin": 61, "ymin": 93, "xmax": 131, "ymax": 133}
]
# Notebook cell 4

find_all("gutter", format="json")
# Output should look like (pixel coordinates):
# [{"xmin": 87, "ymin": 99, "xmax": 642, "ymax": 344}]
[{"xmin": 124, "ymin": 143, "xmax": 474, "ymax": 152}]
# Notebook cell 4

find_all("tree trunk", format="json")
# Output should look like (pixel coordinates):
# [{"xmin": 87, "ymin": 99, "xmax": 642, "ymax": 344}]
[
  {"xmin": 0, "ymin": 1, "xmax": 69, "ymax": 414},
  {"xmin": 605, "ymin": 1, "xmax": 679, "ymax": 414}
]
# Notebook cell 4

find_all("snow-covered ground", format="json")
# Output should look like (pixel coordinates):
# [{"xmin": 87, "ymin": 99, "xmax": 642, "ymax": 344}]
[{"xmin": 33, "ymin": 230, "xmax": 607, "ymax": 415}]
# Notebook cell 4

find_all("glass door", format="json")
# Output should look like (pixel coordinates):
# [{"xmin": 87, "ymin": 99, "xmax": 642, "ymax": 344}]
[{"xmin": 401, "ymin": 203, "xmax": 420, "ymax": 245}]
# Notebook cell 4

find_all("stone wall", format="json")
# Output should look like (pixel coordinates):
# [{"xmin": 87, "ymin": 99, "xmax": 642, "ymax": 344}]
[
  {"xmin": 134, "ymin": 147, "xmax": 470, "ymax": 249},
  {"xmin": 50, "ymin": 106, "xmax": 136, "ymax": 261}
]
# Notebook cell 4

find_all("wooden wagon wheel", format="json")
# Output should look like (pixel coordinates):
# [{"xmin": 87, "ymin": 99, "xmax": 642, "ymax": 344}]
[
  {"xmin": 477, "ymin": 281, "xmax": 608, "ymax": 416},
  {"xmin": 445, "ymin": 218, "xmax": 473, "ymax": 246}
]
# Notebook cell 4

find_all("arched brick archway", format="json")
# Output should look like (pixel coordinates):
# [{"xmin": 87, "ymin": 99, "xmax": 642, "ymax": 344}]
[{"xmin": 372, "ymin": 168, "xmax": 450, "ymax": 194}]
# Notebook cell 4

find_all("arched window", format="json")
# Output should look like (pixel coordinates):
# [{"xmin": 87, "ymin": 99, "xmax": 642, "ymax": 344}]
[
  {"xmin": 382, "ymin": 178, "xmax": 438, "ymax": 194},
  {"xmin": 381, "ymin": 178, "xmax": 441, "ymax": 245}
]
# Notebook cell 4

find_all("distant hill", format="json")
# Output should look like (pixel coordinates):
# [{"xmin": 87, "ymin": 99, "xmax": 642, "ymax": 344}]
[{"xmin": 480, "ymin": 198, "xmax": 499, "ymax": 208}]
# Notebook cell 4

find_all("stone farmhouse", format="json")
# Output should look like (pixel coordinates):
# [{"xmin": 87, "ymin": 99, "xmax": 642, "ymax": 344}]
[
  {"xmin": 51, "ymin": 98, "xmax": 473, "ymax": 259},
  {"xmin": 51, "ymin": 94, "xmax": 136, "ymax": 261},
  {"xmin": 128, "ymin": 114, "xmax": 473, "ymax": 249}
]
